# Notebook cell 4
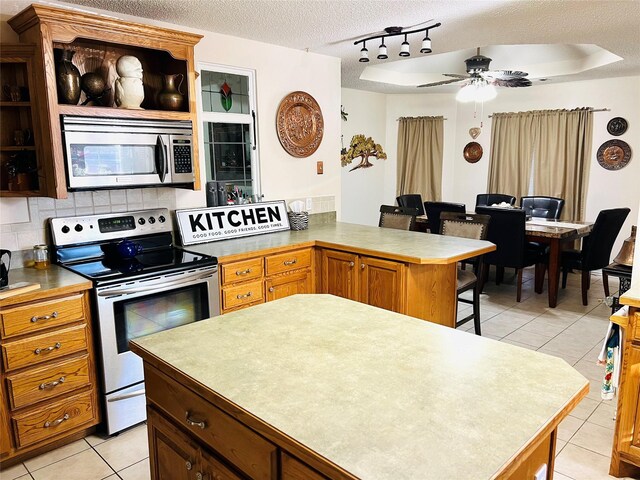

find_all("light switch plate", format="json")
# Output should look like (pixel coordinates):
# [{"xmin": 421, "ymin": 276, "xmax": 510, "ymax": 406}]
[
  {"xmin": 306, "ymin": 198, "xmax": 313, "ymax": 211},
  {"xmin": 317, "ymin": 161, "xmax": 323, "ymax": 174},
  {"xmin": 534, "ymin": 463, "xmax": 547, "ymax": 480}
]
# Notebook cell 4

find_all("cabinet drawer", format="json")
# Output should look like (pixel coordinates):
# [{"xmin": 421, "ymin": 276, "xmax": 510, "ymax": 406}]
[
  {"xmin": 282, "ymin": 453, "xmax": 327, "ymax": 480},
  {"xmin": 265, "ymin": 249, "xmax": 311, "ymax": 276},
  {"xmin": 6, "ymin": 355, "xmax": 91, "ymax": 410},
  {"xmin": 0, "ymin": 294, "xmax": 84, "ymax": 339},
  {"xmin": 221, "ymin": 258, "xmax": 263, "ymax": 286},
  {"xmin": 12, "ymin": 390, "xmax": 95, "ymax": 448},
  {"xmin": 222, "ymin": 280, "xmax": 264, "ymax": 310},
  {"xmin": 1, "ymin": 324, "xmax": 87, "ymax": 371},
  {"xmin": 146, "ymin": 366, "xmax": 276, "ymax": 480}
]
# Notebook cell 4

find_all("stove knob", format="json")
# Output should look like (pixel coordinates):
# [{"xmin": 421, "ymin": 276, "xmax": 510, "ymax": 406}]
[
  {"xmin": 138, "ymin": 218, "xmax": 146, "ymax": 225},
  {"xmin": 148, "ymin": 217, "xmax": 156, "ymax": 224},
  {"xmin": 74, "ymin": 224, "xmax": 83, "ymax": 232},
  {"xmin": 61, "ymin": 225, "xmax": 70, "ymax": 234},
  {"xmin": 158, "ymin": 215, "xmax": 166, "ymax": 223}
]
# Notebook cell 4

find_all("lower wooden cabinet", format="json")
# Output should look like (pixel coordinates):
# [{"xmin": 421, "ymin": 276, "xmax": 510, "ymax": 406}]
[
  {"xmin": 610, "ymin": 309, "xmax": 640, "ymax": 477},
  {"xmin": 320, "ymin": 249, "xmax": 405, "ymax": 313},
  {"xmin": 0, "ymin": 288, "xmax": 99, "ymax": 464}
]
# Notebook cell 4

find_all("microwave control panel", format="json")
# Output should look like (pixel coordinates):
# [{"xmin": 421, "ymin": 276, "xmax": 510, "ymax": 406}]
[{"xmin": 173, "ymin": 140, "xmax": 193, "ymax": 174}]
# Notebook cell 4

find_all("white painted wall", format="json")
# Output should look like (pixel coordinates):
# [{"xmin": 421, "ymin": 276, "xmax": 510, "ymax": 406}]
[{"xmin": 340, "ymin": 88, "xmax": 387, "ymax": 226}]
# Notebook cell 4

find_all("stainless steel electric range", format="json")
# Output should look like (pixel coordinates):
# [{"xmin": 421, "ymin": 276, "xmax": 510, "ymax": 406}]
[{"xmin": 50, "ymin": 208, "xmax": 220, "ymax": 434}]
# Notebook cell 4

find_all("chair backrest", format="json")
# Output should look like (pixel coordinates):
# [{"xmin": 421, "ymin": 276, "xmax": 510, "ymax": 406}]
[
  {"xmin": 440, "ymin": 212, "xmax": 491, "ymax": 241},
  {"xmin": 582, "ymin": 208, "xmax": 631, "ymax": 270},
  {"xmin": 520, "ymin": 196, "xmax": 565, "ymax": 219},
  {"xmin": 396, "ymin": 194, "xmax": 425, "ymax": 216},
  {"xmin": 475, "ymin": 206, "xmax": 527, "ymax": 268},
  {"xmin": 378, "ymin": 205, "xmax": 419, "ymax": 231},
  {"xmin": 476, "ymin": 193, "xmax": 516, "ymax": 207},
  {"xmin": 423, "ymin": 201, "xmax": 466, "ymax": 234}
]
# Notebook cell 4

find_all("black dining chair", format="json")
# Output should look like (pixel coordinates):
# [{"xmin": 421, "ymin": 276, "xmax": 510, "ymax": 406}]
[
  {"xmin": 561, "ymin": 208, "xmax": 630, "ymax": 305},
  {"xmin": 423, "ymin": 201, "xmax": 466, "ymax": 234},
  {"xmin": 396, "ymin": 194, "xmax": 425, "ymax": 216},
  {"xmin": 440, "ymin": 212, "xmax": 491, "ymax": 336},
  {"xmin": 475, "ymin": 206, "xmax": 547, "ymax": 302},
  {"xmin": 520, "ymin": 196, "xmax": 565, "ymax": 219},
  {"xmin": 476, "ymin": 194, "xmax": 516, "ymax": 208},
  {"xmin": 378, "ymin": 205, "xmax": 419, "ymax": 231}
]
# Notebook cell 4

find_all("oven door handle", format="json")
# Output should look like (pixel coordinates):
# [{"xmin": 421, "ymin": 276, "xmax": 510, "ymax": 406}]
[{"xmin": 97, "ymin": 271, "xmax": 215, "ymax": 297}]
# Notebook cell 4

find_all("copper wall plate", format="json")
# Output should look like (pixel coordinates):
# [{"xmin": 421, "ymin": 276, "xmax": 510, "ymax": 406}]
[
  {"xmin": 597, "ymin": 139, "xmax": 632, "ymax": 170},
  {"xmin": 607, "ymin": 117, "xmax": 628, "ymax": 136},
  {"xmin": 276, "ymin": 91, "xmax": 324, "ymax": 158},
  {"xmin": 463, "ymin": 142, "xmax": 483, "ymax": 163}
]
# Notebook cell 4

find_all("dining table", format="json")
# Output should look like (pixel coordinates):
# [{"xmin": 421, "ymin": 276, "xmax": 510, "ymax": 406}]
[{"xmin": 524, "ymin": 218, "xmax": 594, "ymax": 307}]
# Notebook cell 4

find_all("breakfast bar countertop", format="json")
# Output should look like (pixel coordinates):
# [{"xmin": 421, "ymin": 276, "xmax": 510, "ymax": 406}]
[
  {"xmin": 187, "ymin": 221, "xmax": 495, "ymax": 264},
  {"xmin": 130, "ymin": 294, "xmax": 589, "ymax": 480}
]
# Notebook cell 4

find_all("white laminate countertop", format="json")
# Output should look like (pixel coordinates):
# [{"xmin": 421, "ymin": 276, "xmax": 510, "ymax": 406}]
[
  {"xmin": 131, "ymin": 295, "xmax": 588, "ymax": 479},
  {"xmin": 186, "ymin": 221, "xmax": 495, "ymax": 264}
]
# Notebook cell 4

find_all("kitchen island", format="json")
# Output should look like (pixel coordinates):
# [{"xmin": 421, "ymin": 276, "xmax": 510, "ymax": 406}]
[
  {"xmin": 131, "ymin": 294, "xmax": 588, "ymax": 480},
  {"xmin": 188, "ymin": 221, "xmax": 495, "ymax": 326}
]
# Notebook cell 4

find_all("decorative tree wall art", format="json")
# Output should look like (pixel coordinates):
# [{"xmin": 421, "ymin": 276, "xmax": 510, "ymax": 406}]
[{"xmin": 341, "ymin": 134, "xmax": 387, "ymax": 172}]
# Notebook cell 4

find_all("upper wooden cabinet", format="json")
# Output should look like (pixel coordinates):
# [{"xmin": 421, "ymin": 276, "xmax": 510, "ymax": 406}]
[{"xmin": 6, "ymin": 3, "xmax": 203, "ymax": 198}]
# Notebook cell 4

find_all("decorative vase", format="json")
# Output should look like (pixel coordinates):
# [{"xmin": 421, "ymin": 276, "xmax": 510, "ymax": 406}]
[
  {"xmin": 115, "ymin": 55, "xmax": 144, "ymax": 109},
  {"xmin": 55, "ymin": 49, "xmax": 81, "ymax": 105},
  {"xmin": 157, "ymin": 73, "xmax": 184, "ymax": 111}
]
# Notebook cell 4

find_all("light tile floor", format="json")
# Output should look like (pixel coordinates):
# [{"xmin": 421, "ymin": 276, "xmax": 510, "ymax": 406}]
[{"xmin": 0, "ymin": 268, "xmax": 633, "ymax": 480}]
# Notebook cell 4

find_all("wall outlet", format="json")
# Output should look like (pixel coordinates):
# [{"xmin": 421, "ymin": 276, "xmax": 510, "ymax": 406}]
[
  {"xmin": 306, "ymin": 198, "xmax": 312, "ymax": 211},
  {"xmin": 534, "ymin": 463, "xmax": 547, "ymax": 480}
]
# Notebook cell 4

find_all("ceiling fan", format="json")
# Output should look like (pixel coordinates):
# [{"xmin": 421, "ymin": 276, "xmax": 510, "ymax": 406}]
[{"xmin": 417, "ymin": 48, "xmax": 532, "ymax": 89}]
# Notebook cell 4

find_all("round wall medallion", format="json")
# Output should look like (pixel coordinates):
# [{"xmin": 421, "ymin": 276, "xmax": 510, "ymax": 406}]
[
  {"xmin": 463, "ymin": 141, "xmax": 483, "ymax": 163},
  {"xmin": 607, "ymin": 117, "xmax": 628, "ymax": 136},
  {"xmin": 597, "ymin": 139, "xmax": 632, "ymax": 170},
  {"xmin": 276, "ymin": 91, "xmax": 324, "ymax": 158}
]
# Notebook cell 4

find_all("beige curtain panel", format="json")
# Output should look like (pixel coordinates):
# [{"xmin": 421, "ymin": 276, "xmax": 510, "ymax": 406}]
[
  {"xmin": 396, "ymin": 116, "xmax": 444, "ymax": 202},
  {"xmin": 534, "ymin": 108, "xmax": 593, "ymax": 221},
  {"xmin": 488, "ymin": 108, "xmax": 592, "ymax": 220},
  {"xmin": 487, "ymin": 111, "xmax": 537, "ymax": 201}
]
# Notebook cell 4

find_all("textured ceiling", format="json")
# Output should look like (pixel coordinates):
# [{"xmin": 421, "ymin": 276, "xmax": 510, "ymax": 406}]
[{"xmin": 63, "ymin": 0, "xmax": 640, "ymax": 94}]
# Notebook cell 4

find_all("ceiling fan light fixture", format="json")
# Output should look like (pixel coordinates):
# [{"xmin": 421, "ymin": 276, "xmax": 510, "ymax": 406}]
[
  {"xmin": 377, "ymin": 40, "xmax": 388, "ymax": 60},
  {"xmin": 399, "ymin": 35, "xmax": 410, "ymax": 57},
  {"xmin": 456, "ymin": 79, "xmax": 497, "ymax": 103},
  {"xmin": 420, "ymin": 33, "xmax": 432, "ymax": 54},
  {"xmin": 359, "ymin": 45, "xmax": 369, "ymax": 62}
]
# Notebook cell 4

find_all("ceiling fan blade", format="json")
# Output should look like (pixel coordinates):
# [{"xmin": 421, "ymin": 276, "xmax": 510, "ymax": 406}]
[
  {"xmin": 443, "ymin": 74, "xmax": 469, "ymax": 79},
  {"xmin": 489, "ymin": 77, "xmax": 533, "ymax": 87},
  {"xmin": 482, "ymin": 70, "xmax": 529, "ymax": 80},
  {"xmin": 417, "ymin": 78, "xmax": 467, "ymax": 88}
]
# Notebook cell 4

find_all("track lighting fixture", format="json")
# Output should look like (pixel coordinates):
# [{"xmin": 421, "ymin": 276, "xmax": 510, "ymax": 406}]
[{"xmin": 354, "ymin": 22, "xmax": 440, "ymax": 62}]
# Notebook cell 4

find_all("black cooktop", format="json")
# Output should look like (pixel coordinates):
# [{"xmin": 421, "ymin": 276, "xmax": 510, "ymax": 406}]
[{"xmin": 60, "ymin": 246, "xmax": 217, "ymax": 283}]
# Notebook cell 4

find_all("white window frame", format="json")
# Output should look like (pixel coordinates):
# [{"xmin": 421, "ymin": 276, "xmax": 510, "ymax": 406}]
[{"xmin": 197, "ymin": 62, "xmax": 260, "ymax": 195}]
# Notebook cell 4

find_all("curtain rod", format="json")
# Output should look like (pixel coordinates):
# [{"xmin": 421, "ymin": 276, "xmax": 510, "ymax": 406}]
[
  {"xmin": 487, "ymin": 108, "xmax": 610, "ymax": 118},
  {"xmin": 396, "ymin": 117, "xmax": 448, "ymax": 121}
]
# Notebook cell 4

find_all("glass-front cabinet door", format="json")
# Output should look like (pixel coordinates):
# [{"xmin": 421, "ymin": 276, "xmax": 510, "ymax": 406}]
[{"xmin": 199, "ymin": 65, "xmax": 259, "ymax": 206}]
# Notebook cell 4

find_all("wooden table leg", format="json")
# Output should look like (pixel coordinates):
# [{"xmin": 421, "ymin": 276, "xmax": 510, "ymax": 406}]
[{"xmin": 547, "ymin": 239, "xmax": 561, "ymax": 308}]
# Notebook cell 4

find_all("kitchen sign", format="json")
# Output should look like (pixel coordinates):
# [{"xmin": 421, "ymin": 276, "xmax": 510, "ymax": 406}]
[{"xmin": 176, "ymin": 201, "xmax": 290, "ymax": 245}]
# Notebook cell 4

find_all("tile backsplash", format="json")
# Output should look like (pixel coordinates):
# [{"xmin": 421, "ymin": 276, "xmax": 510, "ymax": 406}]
[{"xmin": 0, "ymin": 188, "xmax": 177, "ymax": 258}]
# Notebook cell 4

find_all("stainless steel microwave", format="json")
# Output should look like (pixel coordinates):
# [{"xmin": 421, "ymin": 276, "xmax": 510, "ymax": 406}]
[{"xmin": 61, "ymin": 116, "xmax": 195, "ymax": 190}]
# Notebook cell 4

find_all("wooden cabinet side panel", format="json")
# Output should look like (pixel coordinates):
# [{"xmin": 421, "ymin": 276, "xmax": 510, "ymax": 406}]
[
  {"xmin": 320, "ymin": 250, "xmax": 358, "ymax": 301},
  {"xmin": 0, "ymin": 381, "xmax": 12, "ymax": 456},
  {"xmin": 360, "ymin": 257, "xmax": 405, "ymax": 314}
]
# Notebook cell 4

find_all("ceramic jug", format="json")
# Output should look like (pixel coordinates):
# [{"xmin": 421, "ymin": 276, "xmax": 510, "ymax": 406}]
[
  {"xmin": 157, "ymin": 73, "xmax": 184, "ymax": 111},
  {"xmin": 116, "ymin": 239, "xmax": 143, "ymax": 259}
]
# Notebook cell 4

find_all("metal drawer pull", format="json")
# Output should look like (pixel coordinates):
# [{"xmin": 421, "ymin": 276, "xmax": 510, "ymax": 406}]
[
  {"xmin": 283, "ymin": 259, "xmax": 297, "ymax": 266},
  {"xmin": 361, "ymin": 263, "xmax": 365, "ymax": 270},
  {"xmin": 235, "ymin": 268, "xmax": 251, "ymax": 275},
  {"xmin": 236, "ymin": 292, "xmax": 252, "ymax": 299},
  {"xmin": 34, "ymin": 342, "xmax": 61, "ymax": 355},
  {"xmin": 269, "ymin": 287, "xmax": 275, "ymax": 292},
  {"xmin": 185, "ymin": 411, "xmax": 206, "ymax": 429},
  {"xmin": 44, "ymin": 413, "xmax": 69, "ymax": 428},
  {"xmin": 349, "ymin": 261, "xmax": 355, "ymax": 267},
  {"xmin": 31, "ymin": 311, "xmax": 58, "ymax": 323},
  {"xmin": 39, "ymin": 376, "xmax": 65, "ymax": 390},
  {"xmin": 185, "ymin": 460, "xmax": 193, "ymax": 471},
  {"xmin": 196, "ymin": 472, "xmax": 208, "ymax": 480}
]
